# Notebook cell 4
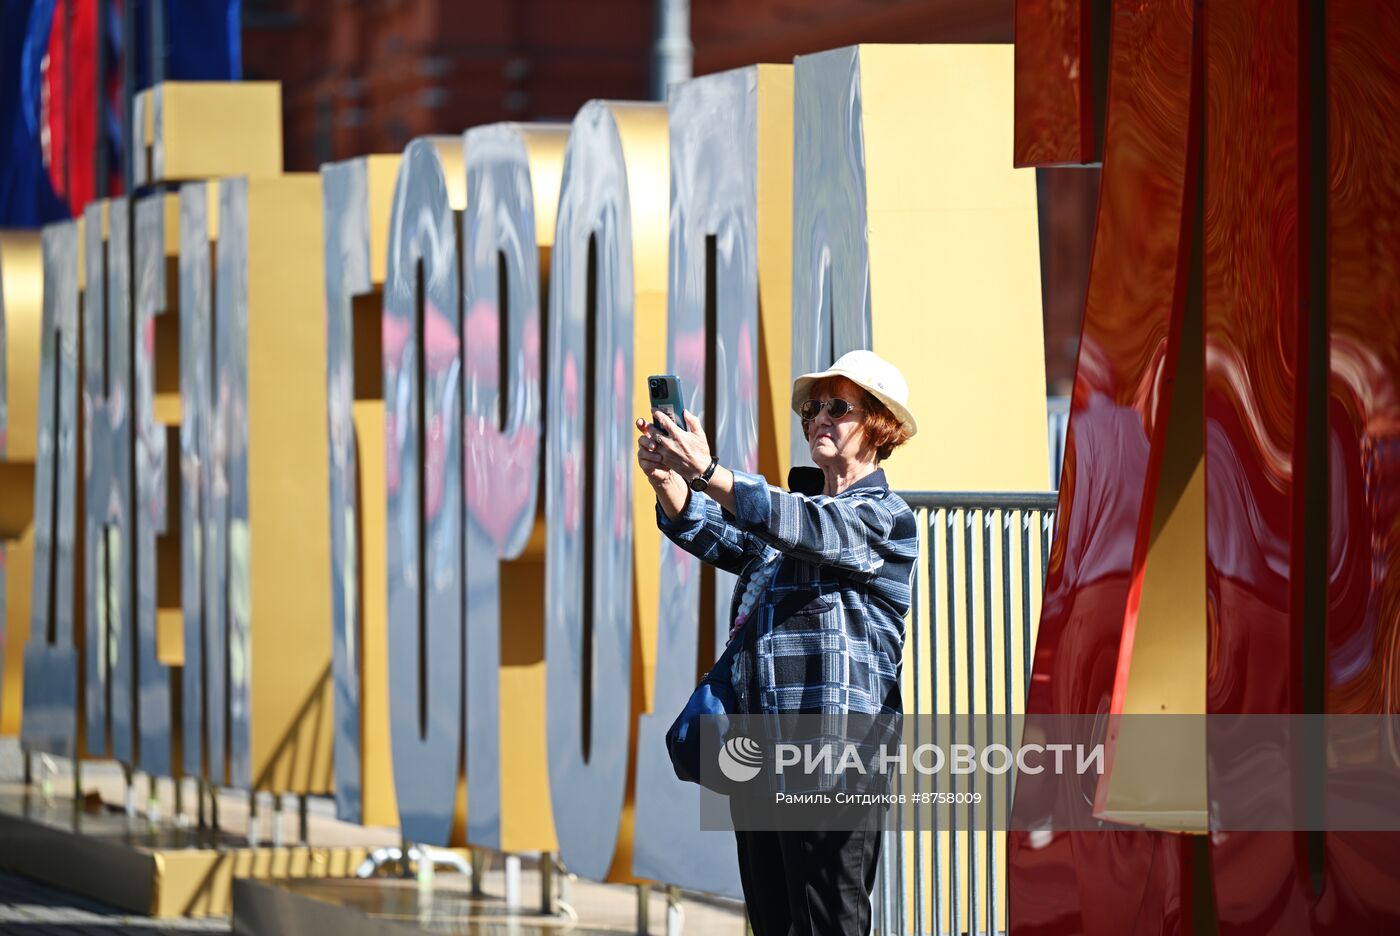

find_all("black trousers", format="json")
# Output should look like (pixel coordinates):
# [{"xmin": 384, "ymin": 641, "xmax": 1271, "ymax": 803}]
[{"xmin": 729, "ymin": 794, "xmax": 884, "ymax": 936}]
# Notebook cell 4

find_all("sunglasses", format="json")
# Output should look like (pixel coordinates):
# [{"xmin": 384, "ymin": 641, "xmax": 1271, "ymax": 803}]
[{"xmin": 800, "ymin": 398, "xmax": 861, "ymax": 421}]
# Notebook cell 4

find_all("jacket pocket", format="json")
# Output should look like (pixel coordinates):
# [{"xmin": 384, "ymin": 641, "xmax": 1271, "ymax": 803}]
[
  {"xmin": 771, "ymin": 588, "xmax": 838, "ymax": 623},
  {"xmin": 762, "ymin": 592, "xmax": 848, "ymax": 698}
]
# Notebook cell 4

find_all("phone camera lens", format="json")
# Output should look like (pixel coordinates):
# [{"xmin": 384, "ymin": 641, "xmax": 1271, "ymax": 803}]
[{"xmin": 650, "ymin": 379, "xmax": 660, "ymax": 390}]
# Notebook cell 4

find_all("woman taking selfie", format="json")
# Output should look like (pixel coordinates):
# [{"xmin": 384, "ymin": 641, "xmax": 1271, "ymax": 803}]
[{"xmin": 634, "ymin": 349, "xmax": 918, "ymax": 936}]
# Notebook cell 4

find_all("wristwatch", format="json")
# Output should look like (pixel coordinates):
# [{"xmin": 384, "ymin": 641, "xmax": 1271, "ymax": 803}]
[{"xmin": 689, "ymin": 456, "xmax": 720, "ymax": 492}]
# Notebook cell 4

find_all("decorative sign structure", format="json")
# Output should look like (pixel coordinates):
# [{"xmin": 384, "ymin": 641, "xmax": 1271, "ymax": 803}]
[
  {"xmin": 0, "ymin": 56, "xmax": 1045, "ymax": 906},
  {"xmin": 1013, "ymin": 0, "xmax": 1400, "ymax": 933},
  {"xmin": 322, "ymin": 153, "xmax": 401, "ymax": 829},
  {"xmin": 0, "ymin": 2, "xmax": 1394, "ymax": 930}
]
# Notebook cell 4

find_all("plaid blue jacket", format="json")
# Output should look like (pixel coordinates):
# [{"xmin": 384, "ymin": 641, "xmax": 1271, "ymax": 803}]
[{"xmin": 658, "ymin": 467, "xmax": 918, "ymax": 717}]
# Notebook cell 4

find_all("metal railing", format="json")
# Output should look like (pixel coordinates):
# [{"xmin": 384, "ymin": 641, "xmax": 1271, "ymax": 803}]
[{"xmin": 874, "ymin": 491, "xmax": 1059, "ymax": 936}]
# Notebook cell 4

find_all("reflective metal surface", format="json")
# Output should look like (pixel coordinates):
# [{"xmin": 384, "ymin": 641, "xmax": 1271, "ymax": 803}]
[
  {"xmin": 151, "ymin": 87, "xmax": 167, "ymax": 184},
  {"xmin": 790, "ymin": 47, "xmax": 870, "ymax": 470},
  {"xmin": 545, "ymin": 101, "xmax": 666, "ymax": 882},
  {"xmin": 1319, "ymin": 1, "xmax": 1400, "ymax": 927},
  {"xmin": 1009, "ymin": 0, "xmax": 1199, "ymax": 931},
  {"xmin": 1203, "ymin": 0, "xmax": 1310, "ymax": 928},
  {"xmin": 23, "ymin": 220, "xmax": 84, "ymax": 758},
  {"xmin": 1203, "ymin": 1, "xmax": 1400, "ymax": 930},
  {"xmin": 132, "ymin": 193, "xmax": 178, "ymax": 777},
  {"xmin": 384, "ymin": 139, "xmax": 464, "ymax": 844},
  {"xmin": 322, "ymin": 154, "xmax": 400, "ymax": 827},
  {"xmin": 1013, "ymin": 0, "xmax": 1098, "ymax": 166},
  {"xmin": 1013, "ymin": 4, "xmax": 1400, "ymax": 932},
  {"xmin": 179, "ymin": 183, "xmax": 224, "ymax": 784},
  {"xmin": 132, "ymin": 89, "xmax": 150, "ymax": 188},
  {"xmin": 106, "ymin": 199, "xmax": 135, "ymax": 766},
  {"xmin": 81, "ymin": 203, "xmax": 111, "ymax": 759},
  {"xmin": 215, "ymin": 179, "xmax": 250, "ymax": 788},
  {"xmin": 630, "ymin": 67, "xmax": 771, "ymax": 899},
  {"xmin": 324, "ymin": 157, "xmax": 374, "ymax": 825},
  {"xmin": 460, "ymin": 123, "xmax": 565, "ymax": 850}
]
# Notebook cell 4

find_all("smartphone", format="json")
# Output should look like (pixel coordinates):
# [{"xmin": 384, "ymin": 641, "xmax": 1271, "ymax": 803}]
[{"xmin": 647, "ymin": 375, "xmax": 687, "ymax": 437}]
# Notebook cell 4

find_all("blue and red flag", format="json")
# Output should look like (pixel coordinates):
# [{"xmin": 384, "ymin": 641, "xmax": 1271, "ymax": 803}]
[{"xmin": 0, "ymin": 0, "xmax": 242, "ymax": 227}]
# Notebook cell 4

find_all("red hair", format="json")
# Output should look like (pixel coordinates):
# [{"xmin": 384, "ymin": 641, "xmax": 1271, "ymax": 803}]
[{"xmin": 801, "ymin": 377, "xmax": 912, "ymax": 462}]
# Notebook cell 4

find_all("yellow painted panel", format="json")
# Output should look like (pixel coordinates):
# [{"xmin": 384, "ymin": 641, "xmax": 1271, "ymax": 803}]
[
  {"xmin": 156, "ymin": 609, "xmax": 183, "ymax": 667},
  {"xmin": 858, "ymin": 45, "xmax": 1047, "ymax": 493},
  {"xmin": 241, "ymin": 175, "xmax": 333, "ymax": 795},
  {"xmin": 154, "ymin": 845, "xmax": 372, "ymax": 917},
  {"xmin": 364, "ymin": 156, "xmax": 401, "ymax": 288},
  {"xmin": 528, "ymin": 132, "xmax": 566, "ymax": 255},
  {"xmin": 613, "ymin": 102, "xmax": 670, "ymax": 725},
  {"xmin": 498, "ymin": 555, "xmax": 557, "ymax": 853},
  {"xmin": 351, "ymin": 398, "xmax": 397, "ymax": 828},
  {"xmin": 1, "ymin": 526, "xmax": 34, "ymax": 734},
  {"xmin": 1, "ymin": 179, "xmax": 54, "ymax": 742},
  {"xmin": 0, "ymin": 464, "xmax": 34, "ymax": 539},
  {"xmin": 2, "ymin": 232, "xmax": 43, "ymax": 460},
  {"xmin": 755, "ymin": 64, "xmax": 795, "ymax": 486},
  {"xmin": 153, "ymin": 193, "xmax": 184, "ymax": 423},
  {"xmin": 151, "ymin": 82, "xmax": 283, "ymax": 184},
  {"xmin": 152, "ymin": 397, "xmax": 180, "ymax": 426}
]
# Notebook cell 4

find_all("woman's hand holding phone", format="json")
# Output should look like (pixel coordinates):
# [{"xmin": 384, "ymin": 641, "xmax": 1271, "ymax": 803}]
[
  {"xmin": 638, "ymin": 373, "xmax": 712, "ymax": 517},
  {"xmin": 645, "ymin": 409, "xmax": 712, "ymax": 480},
  {"xmin": 636, "ymin": 415, "xmax": 693, "ymax": 521},
  {"xmin": 635, "ymin": 417, "xmax": 673, "ymax": 487}
]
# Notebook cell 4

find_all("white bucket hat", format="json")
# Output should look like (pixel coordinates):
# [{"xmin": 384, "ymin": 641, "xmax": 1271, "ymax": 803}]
[{"xmin": 791, "ymin": 349, "xmax": 918, "ymax": 437}]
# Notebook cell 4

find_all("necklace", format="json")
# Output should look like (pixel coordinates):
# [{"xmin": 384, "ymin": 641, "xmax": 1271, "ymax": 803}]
[{"xmin": 730, "ymin": 556, "xmax": 779, "ymax": 639}]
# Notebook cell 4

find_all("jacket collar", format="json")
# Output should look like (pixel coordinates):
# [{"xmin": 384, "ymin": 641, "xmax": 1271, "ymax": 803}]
[
  {"xmin": 845, "ymin": 468, "xmax": 889, "ymax": 494},
  {"xmin": 787, "ymin": 466, "xmax": 888, "ymax": 497}
]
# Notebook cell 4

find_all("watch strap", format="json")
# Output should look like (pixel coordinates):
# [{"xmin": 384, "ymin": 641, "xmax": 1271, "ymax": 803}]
[{"xmin": 690, "ymin": 456, "xmax": 719, "ymax": 491}]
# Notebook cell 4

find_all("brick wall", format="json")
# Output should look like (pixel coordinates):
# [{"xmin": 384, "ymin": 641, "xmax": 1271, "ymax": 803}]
[
  {"xmin": 692, "ymin": 0, "xmax": 1012, "ymax": 73},
  {"xmin": 243, "ymin": 0, "xmax": 652, "ymax": 170}
]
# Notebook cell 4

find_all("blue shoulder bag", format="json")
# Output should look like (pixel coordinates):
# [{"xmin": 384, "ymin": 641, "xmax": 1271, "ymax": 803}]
[{"xmin": 665, "ymin": 629, "xmax": 744, "ymax": 792}]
